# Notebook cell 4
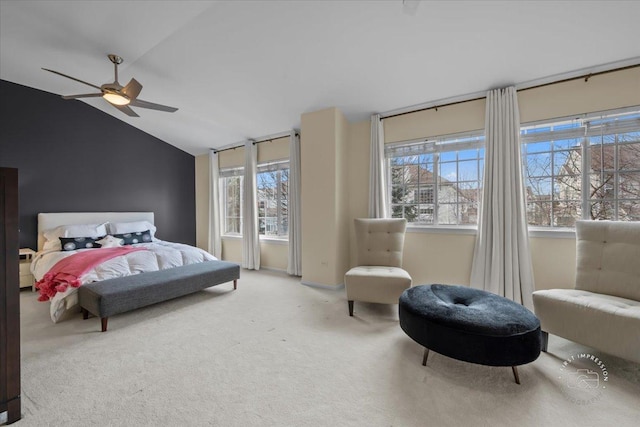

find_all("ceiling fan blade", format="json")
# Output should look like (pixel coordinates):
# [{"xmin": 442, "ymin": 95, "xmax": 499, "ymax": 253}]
[
  {"xmin": 130, "ymin": 98, "xmax": 178, "ymax": 113},
  {"xmin": 62, "ymin": 93, "xmax": 103, "ymax": 100},
  {"xmin": 110, "ymin": 103, "xmax": 140, "ymax": 117},
  {"xmin": 42, "ymin": 68, "xmax": 102, "ymax": 90},
  {"xmin": 122, "ymin": 78, "xmax": 142, "ymax": 100}
]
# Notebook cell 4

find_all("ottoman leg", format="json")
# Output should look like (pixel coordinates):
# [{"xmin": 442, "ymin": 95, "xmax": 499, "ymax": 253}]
[
  {"xmin": 101, "ymin": 317, "xmax": 109, "ymax": 332},
  {"xmin": 81, "ymin": 308, "xmax": 89, "ymax": 320},
  {"xmin": 422, "ymin": 348, "xmax": 430, "ymax": 366},
  {"xmin": 541, "ymin": 331, "xmax": 549, "ymax": 352},
  {"xmin": 348, "ymin": 300, "xmax": 354, "ymax": 316},
  {"xmin": 511, "ymin": 366, "xmax": 520, "ymax": 385}
]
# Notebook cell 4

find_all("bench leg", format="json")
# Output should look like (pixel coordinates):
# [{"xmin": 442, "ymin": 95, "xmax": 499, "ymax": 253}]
[
  {"xmin": 101, "ymin": 317, "xmax": 108, "ymax": 332},
  {"xmin": 541, "ymin": 331, "xmax": 549, "ymax": 352},
  {"xmin": 512, "ymin": 366, "xmax": 520, "ymax": 385},
  {"xmin": 81, "ymin": 308, "xmax": 89, "ymax": 320},
  {"xmin": 233, "ymin": 279, "xmax": 237, "ymax": 290}
]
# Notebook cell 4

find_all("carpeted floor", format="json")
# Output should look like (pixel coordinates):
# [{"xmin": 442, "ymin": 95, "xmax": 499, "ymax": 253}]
[{"xmin": 15, "ymin": 270, "xmax": 640, "ymax": 426}]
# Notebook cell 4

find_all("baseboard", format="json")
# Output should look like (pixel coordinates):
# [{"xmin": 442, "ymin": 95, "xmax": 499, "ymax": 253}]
[
  {"xmin": 301, "ymin": 280, "xmax": 345, "ymax": 290},
  {"xmin": 257, "ymin": 266, "xmax": 288, "ymax": 274}
]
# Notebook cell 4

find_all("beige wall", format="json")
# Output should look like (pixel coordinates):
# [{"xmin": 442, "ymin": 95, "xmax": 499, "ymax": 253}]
[
  {"xmin": 518, "ymin": 67, "xmax": 640, "ymax": 123},
  {"xmin": 195, "ymin": 154, "xmax": 210, "ymax": 250},
  {"xmin": 300, "ymin": 107, "xmax": 350, "ymax": 287},
  {"xmin": 258, "ymin": 137, "xmax": 289, "ymax": 163},
  {"xmin": 385, "ymin": 98, "xmax": 486, "ymax": 143},
  {"xmin": 195, "ymin": 67, "xmax": 638, "ymax": 290},
  {"xmin": 220, "ymin": 237, "xmax": 287, "ymax": 271},
  {"xmin": 347, "ymin": 120, "xmax": 371, "ymax": 265},
  {"xmin": 334, "ymin": 110, "xmax": 350, "ymax": 284}
]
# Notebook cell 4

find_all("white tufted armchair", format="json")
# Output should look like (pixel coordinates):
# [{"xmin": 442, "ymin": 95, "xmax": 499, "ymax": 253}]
[
  {"xmin": 533, "ymin": 220, "xmax": 640, "ymax": 363},
  {"xmin": 345, "ymin": 218, "xmax": 412, "ymax": 316}
]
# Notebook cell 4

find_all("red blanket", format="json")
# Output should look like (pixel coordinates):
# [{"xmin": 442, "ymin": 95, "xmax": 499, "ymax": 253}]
[{"xmin": 36, "ymin": 247, "xmax": 146, "ymax": 301}]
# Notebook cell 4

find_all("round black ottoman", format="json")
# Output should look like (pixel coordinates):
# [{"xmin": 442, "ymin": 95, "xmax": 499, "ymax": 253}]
[{"xmin": 399, "ymin": 284, "xmax": 542, "ymax": 384}]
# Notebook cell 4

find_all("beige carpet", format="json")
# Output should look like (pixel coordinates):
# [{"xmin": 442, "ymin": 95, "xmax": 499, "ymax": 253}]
[{"xmin": 16, "ymin": 270, "xmax": 640, "ymax": 426}]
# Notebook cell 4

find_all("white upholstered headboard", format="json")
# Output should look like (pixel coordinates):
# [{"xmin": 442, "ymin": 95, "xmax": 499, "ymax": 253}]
[{"xmin": 37, "ymin": 212, "xmax": 154, "ymax": 251}]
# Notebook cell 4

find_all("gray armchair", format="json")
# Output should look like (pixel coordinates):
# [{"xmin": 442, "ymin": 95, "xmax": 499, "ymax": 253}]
[{"xmin": 345, "ymin": 218, "xmax": 412, "ymax": 316}]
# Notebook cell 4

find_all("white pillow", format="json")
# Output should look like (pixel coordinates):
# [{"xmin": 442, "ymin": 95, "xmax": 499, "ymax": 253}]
[
  {"xmin": 107, "ymin": 221, "xmax": 157, "ymax": 238},
  {"xmin": 42, "ymin": 239, "xmax": 62, "ymax": 252},
  {"xmin": 43, "ymin": 222, "xmax": 108, "ymax": 250},
  {"xmin": 96, "ymin": 235, "xmax": 124, "ymax": 248}
]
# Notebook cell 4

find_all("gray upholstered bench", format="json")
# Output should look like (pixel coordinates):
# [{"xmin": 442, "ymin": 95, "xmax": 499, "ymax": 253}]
[{"xmin": 78, "ymin": 260, "xmax": 240, "ymax": 331}]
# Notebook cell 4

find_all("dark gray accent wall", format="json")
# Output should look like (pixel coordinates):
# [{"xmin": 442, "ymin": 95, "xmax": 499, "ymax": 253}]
[{"xmin": 0, "ymin": 80, "xmax": 195, "ymax": 249}]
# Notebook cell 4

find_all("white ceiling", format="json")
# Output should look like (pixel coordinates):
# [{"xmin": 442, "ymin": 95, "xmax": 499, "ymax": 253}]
[{"xmin": 1, "ymin": 0, "xmax": 639, "ymax": 156}]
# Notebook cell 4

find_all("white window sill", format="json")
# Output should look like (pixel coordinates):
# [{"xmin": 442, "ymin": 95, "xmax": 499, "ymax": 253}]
[
  {"xmin": 260, "ymin": 237, "xmax": 288, "ymax": 245},
  {"xmin": 406, "ymin": 225, "xmax": 576, "ymax": 239},
  {"xmin": 222, "ymin": 234, "xmax": 289, "ymax": 245},
  {"xmin": 222, "ymin": 234, "xmax": 242, "ymax": 240},
  {"xmin": 528, "ymin": 227, "xmax": 575, "ymax": 239},
  {"xmin": 406, "ymin": 225, "xmax": 478, "ymax": 235}
]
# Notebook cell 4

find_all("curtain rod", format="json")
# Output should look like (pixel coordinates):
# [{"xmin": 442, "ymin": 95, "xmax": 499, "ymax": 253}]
[
  {"xmin": 381, "ymin": 63, "xmax": 640, "ymax": 121},
  {"xmin": 213, "ymin": 132, "xmax": 299, "ymax": 153}
]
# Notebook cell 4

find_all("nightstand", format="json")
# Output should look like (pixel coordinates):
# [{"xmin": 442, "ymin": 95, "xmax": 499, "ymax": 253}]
[{"xmin": 19, "ymin": 248, "xmax": 36, "ymax": 290}]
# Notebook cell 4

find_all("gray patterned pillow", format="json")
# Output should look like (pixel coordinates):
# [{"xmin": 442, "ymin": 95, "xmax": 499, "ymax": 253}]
[
  {"xmin": 113, "ymin": 230, "xmax": 152, "ymax": 245},
  {"xmin": 59, "ymin": 236, "xmax": 104, "ymax": 251}
]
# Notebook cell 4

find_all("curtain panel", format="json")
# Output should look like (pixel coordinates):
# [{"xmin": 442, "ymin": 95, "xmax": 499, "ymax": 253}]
[
  {"xmin": 242, "ymin": 141, "xmax": 260, "ymax": 270},
  {"xmin": 287, "ymin": 131, "xmax": 302, "ymax": 276},
  {"xmin": 208, "ymin": 150, "xmax": 222, "ymax": 258},
  {"xmin": 470, "ymin": 86, "xmax": 534, "ymax": 309},
  {"xmin": 369, "ymin": 113, "xmax": 389, "ymax": 218}
]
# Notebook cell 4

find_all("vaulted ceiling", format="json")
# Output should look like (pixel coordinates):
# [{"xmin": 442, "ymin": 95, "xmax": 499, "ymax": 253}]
[{"xmin": 1, "ymin": 1, "xmax": 639, "ymax": 155}]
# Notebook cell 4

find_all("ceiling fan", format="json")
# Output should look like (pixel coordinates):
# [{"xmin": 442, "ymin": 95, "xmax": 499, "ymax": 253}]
[{"xmin": 42, "ymin": 54, "xmax": 178, "ymax": 117}]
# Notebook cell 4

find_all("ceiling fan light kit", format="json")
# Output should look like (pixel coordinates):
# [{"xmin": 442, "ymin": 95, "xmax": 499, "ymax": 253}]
[
  {"xmin": 42, "ymin": 54, "xmax": 178, "ymax": 117},
  {"xmin": 103, "ymin": 92, "xmax": 130, "ymax": 105}
]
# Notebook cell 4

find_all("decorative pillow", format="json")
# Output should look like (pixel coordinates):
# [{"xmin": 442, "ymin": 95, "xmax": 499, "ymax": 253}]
[
  {"xmin": 108, "ymin": 221, "xmax": 157, "ymax": 239},
  {"xmin": 59, "ymin": 236, "xmax": 104, "ymax": 251},
  {"xmin": 44, "ymin": 222, "xmax": 108, "ymax": 241},
  {"xmin": 113, "ymin": 230, "xmax": 152, "ymax": 245},
  {"xmin": 95, "ymin": 235, "xmax": 124, "ymax": 248}
]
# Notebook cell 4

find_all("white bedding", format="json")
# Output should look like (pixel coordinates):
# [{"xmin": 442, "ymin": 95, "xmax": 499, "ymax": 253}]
[{"xmin": 31, "ymin": 240, "xmax": 217, "ymax": 323}]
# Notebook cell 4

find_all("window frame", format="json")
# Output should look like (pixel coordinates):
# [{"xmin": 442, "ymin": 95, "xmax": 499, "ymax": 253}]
[
  {"xmin": 385, "ymin": 130, "xmax": 485, "ymax": 228},
  {"xmin": 256, "ymin": 160, "xmax": 289, "ymax": 240},
  {"xmin": 521, "ymin": 106, "xmax": 640, "ymax": 229},
  {"xmin": 220, "ymin": 167, "xmax": 244, "ymax": 237},
  {"xmin": 384, "ymin": 106, "xmax": 640, "ymax": 233}
]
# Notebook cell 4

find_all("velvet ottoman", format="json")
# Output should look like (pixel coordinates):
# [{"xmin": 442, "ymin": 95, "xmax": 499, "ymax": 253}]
[{"xmin": 399, "ymin": 284, "xmax": 542, "ymax": 384}]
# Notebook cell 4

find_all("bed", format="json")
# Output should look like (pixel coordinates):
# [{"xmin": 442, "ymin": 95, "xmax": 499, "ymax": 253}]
[{"xmin": 32, "ymin": 212, "xmax": 231, "ymax": 324}]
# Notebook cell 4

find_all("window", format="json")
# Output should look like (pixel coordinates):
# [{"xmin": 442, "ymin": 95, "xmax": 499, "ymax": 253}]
[
  {"xmin": 220, "ymin": 167, "xmax": 243, "ymax": 235},
  {"xmin": 386, "ymin": 132, "xmax": 484, "ymax": 226},
  {"xmin": 257, "ymin": 161, "xmax": 289, "ymax": 237},
  {"xmin": 522, "ymin": 107, "xmax": 640, "ymax": 227}
]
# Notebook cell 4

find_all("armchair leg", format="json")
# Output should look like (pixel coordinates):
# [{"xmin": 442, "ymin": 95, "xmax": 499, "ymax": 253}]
[
  {"xmin": 541, "ymin": 331, "xmax": 549, "ymax": 352},
  {"xmin": 348, "ymin": 300, "xmax": 354, "ymax": 316}
]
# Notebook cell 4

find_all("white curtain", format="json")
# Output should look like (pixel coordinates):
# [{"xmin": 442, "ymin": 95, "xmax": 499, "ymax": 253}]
[
  {"xmin": 369, "ymin": 113, "xmax": 389, "ymax": 218},
  {"xmin": 242, "ymin": 140, "xmax": 260, "ymax": 270},
  {"xmin": 470, "ymin": 86, "xmax": 534, "ymax": 309},
  {"xmin": 287, "ymin": 131, "xmax": 302, "ymax": 276},
  {"xmin": 208, "ymin": 150, "xmax": 222, "ymax": 258}
]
